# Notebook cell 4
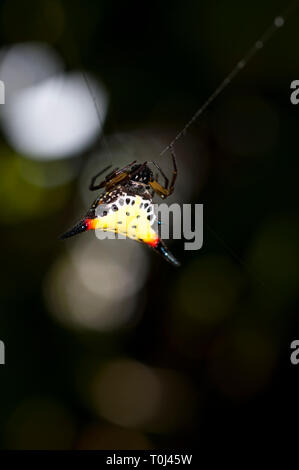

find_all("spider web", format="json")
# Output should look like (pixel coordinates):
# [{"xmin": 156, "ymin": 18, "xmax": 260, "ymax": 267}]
[
  {"xmin": 159, "ymin": 0, "xmax": 299, "ymax": 155},
  {"xmin": 81, "ymin": 1, "xmax": 299, "ymax": 275},
  {"xmin": 83, "ymin": 0, "xmax": 299, "ymax": 157}
]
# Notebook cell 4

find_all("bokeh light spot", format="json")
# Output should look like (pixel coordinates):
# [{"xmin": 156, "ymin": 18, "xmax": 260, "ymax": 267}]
[
  {"xmin": 45, "ymin": 237, "xmax": 149, "ymax": 332},
  {"xmin": 90, "ymin": 359, "xmax": 162, "ymax": 428}
]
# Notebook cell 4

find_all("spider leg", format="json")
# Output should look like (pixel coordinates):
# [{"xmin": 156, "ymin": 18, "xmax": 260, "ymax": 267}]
[
  {"xmin": 150, "ymin": 171, "xmax": 159, "ymax": 198},
  {"xmin": 113, "ymin": 160, "xmax": 137, "ymax": 177},
  {"xmin": 149, "ymin": 180, "xmax": 169, "ymax": 199},
  {"xmin": 148, "ymin": 161, "xmax": 169, "ymax": 189},
  {"xmin": 149, "ymin": 145, "xmax": 178, "ymax": 199},
  {"xmin": 168, "ymin": 144, "xmax": 178, "ymax": 196},
  {"xmin": 105, "ymin": 160, "xmax": 138, "ymax": 189},
  {"xmin": 89, "ymin": 160, "xmax": 137, "ymax": 191},
  {"xmin": 89, "ymin": 165, "xmax": 113, "ymax": 191}
]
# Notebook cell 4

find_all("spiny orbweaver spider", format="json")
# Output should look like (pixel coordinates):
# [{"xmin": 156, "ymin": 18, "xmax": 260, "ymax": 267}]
[
  {"xmin": 61, "ymin": 146, "xmax": 180, "ymax": 266},
  {"xmin": 61, "ymin": 4, "xmax": 291, "ymax": 267}
]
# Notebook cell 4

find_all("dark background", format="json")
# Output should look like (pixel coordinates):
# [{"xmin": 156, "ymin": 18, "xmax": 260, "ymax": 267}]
[{"xmin": 0, "ymin": 0, "xmax": 298, "ymax": 450}]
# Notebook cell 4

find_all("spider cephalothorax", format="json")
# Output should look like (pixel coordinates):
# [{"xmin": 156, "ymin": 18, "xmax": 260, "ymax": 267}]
[
  {"xmin": 129, "ymin": 163, "xmax": 153, "ymax": 184},
  {"xmin": 61, "ymin": 147, "xmax": 180, "ymax": 266}
]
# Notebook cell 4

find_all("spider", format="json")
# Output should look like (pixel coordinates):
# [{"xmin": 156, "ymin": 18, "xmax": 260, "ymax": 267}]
[
  {"xmin": 60, "ymin": 146, "xmax": 180, "ymax": 266},
  {"xmin": 61, "ymin": 3, "xmax": 291, "ymax": 267}
]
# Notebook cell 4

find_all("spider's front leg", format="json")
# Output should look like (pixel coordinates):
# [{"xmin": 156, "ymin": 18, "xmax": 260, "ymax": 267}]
[
  {"xmin": 89, "ymin": 165, "xmax": 114, "ymax": 191},
  {"xmin": 105, "ymin": 160, "xmax": 138, "ymax": 189},
  {"xmin": 149, "ymin": 145, "xmax": 178, "ymax": 199},
  {"xmin": 168, "ymin": 145, "xmax": 178, "ymax": 196},
  {"xmin": 89, "ymin": 160, "xmax": 137, "ymax": 191}
]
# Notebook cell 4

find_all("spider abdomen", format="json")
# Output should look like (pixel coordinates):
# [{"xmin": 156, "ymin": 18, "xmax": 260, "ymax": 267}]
[{"xmin": 92, "ymin": 194, "xmax": 158, "ymax": 244}]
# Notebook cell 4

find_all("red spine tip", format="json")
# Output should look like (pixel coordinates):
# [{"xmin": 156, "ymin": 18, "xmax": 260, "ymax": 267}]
[
  {"xmin": 86, "ymin": 218, "xmax": 95, "ymax": 230},
  {"xmin": 147, "ymin": 237, "xmax": 159, "ymax": 248}
]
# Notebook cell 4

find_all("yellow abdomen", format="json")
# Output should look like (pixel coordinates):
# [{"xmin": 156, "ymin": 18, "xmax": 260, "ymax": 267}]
[{"xmin": 90, "ymin": 195, "xmax": 158, "ymax": 246}]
